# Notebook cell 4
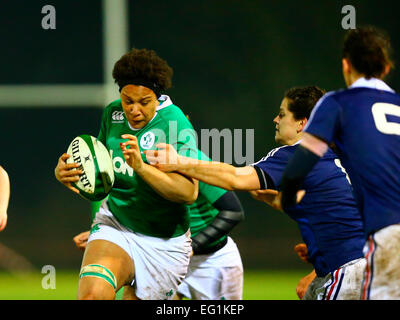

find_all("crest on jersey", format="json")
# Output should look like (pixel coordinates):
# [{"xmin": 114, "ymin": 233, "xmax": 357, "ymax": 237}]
[{"xmin": 140, "ymin": 131, "xmax": 155, "ymax": 149}]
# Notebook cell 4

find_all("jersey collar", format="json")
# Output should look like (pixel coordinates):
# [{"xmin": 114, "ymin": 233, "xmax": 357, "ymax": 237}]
[
  {"xmin": 349, "ymin": 77, "xmax": 395, "ymax": 93},
  {"xmin": 156, "ymin": 95, "xmax": 173, "ymax": 111}
]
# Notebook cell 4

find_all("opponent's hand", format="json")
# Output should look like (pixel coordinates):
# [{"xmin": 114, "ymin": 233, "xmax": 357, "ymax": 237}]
[
  {"xmin": 249, "ymin": 189, "xmax": 306, "ymax": 212},
  {"xmin": 249, "ymin": 189, "xmax": 280, "ymax": 207},
  {"xmin": 273, "ymin": 190, "xmax": 306, "ymax": 212},
  {"xmin": 120, "ymin": 134, "xmax": 144, "ymax": 172},
  {"xmin": 294, "ymin": 243, "xmax": 309, "ymax": 263},
  {"xmin": 296, "ymin": 270, "xmax": 316, "ymax": 299},
  {"xmin": 145, "ymin": 143, "xmax": 180, "ymax": 172},
  {"xmin": 73, "ymin": 230, "xmax": 90, "ymax": 251},
  {"xmin": 0, "ymin": 211, "xmax": 7, "ymax": 232},
  {"xmin": 54, "ymin": 153, "xmax": 82, "ymax": 194}
]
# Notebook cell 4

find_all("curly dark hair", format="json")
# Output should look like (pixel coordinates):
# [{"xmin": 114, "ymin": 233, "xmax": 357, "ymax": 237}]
[
  {"xmin": 284, "ymin": 86, "xmax": 326, "ymax": 120},
  {"xmin": 112, "ymin": 48, "xmax": 173, "ymax": 93},
  {"xmin": 342, "ymin": 26, "xmax": 394, "ymax": 79}
]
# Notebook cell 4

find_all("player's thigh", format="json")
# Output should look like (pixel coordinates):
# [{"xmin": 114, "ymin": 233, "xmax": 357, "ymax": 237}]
[
  {"xmin": 219, "ymin": 265, "xmax": 243, "ymax": 300},
  {"xmin": 184, "ymin": 264, "xmax": 243, "ymax": 300},
  {"xmin": 363, "ymin": 224, "xmax": 400, "ymax": 299},
  {"xmin": 78, "ymin": 239, "xmax": 135, "ymax": 299}
]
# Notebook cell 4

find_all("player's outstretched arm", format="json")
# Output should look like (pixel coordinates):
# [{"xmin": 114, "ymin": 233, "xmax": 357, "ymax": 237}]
[
  {"xmin": 54, "ymin": 153, "xmax": 82, "ymax": 194},
  {"xmin": 121, "ymin": 135, "xmax": 198, "ymax": 204},
  {"xmin": 0, "ymin": 166, "xmax": 10, "ymax": 231},
  {"xmin": 145, "ymin": 143, "xmax": 261, "ymax": 191}
]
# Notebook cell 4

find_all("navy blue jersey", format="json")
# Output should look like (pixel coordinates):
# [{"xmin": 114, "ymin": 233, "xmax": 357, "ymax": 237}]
[
  {"xmin": 305, "ymin": 79, "xmax": 400, "ymax": 235},
  {"xmin": 252, "ymin": 144, "xmax": 364, "ymax": 277}
]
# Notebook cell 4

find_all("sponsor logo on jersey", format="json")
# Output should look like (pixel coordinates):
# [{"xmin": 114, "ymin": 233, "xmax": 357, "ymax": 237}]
[
  {"xmin": 140, "ymin": 131, "xmax": 155, "ymax": 149},
  {"xmin": 111, "ymin": 111, "xmax": 125, "ymax": 123},
  {"xmin": 110, "ymin": 150, "xmax": 134, "ymax": 177}
]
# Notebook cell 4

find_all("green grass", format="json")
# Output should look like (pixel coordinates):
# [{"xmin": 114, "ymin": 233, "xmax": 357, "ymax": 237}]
[
  {"xmin": 243, "ymin": 270, "xmax": 306, "ymax": 300},
  {"xmin": 0, "ymin": 270, "xmax": 308, "ymax": 300}
]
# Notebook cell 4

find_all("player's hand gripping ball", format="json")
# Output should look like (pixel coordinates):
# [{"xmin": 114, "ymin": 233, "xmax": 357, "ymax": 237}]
[{"xmin": 66, "ymin": 135, "xmax": 114, "ymax": 201}]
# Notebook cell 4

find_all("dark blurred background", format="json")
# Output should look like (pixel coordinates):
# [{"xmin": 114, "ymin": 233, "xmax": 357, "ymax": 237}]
[{"xmin": 0, "ymin": 0, "xmax": 399, "ymax": 272}]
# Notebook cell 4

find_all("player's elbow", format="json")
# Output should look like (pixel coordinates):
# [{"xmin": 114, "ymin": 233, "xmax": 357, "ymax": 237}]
[
  {"xmin": 230, "ymin": 167, "xmax": 257, "ymax": 191},
  {"xmin": 169, "ymin": 182, "xmax": 198, "ymax": 205},
  {"xmin": 181, "ymin": 183, "xmax": 199, "ymax": 205}
]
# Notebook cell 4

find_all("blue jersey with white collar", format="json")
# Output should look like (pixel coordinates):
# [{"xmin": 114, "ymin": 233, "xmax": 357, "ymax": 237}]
[
  {"xmin": 252, "ymin": 145, "xmax": 364, "ymax": 277},
  {"xmin": 304, "ymin": 78, "xmax": 400, "ymax": 236}
]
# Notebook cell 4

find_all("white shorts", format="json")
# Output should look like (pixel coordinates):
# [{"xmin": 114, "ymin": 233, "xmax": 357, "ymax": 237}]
[
  {"xmin": 177, "ymin": 237, "xmax": 243, "ymax": 300},
  {"xmin": 303, "ymin": 257, "xmax": 365, "ymax": 300},
  {"xmin": 361, "ymin": 223, "xmax": 400, "ymax": 300},
  {"xmin": 87, "ymin": 206, "xmax": 192, "ymax": 300}
]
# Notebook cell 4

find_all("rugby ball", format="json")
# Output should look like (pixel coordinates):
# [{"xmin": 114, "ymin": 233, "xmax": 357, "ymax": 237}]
[{"xmin": 66, "ymin": 135, "xmax": 114, "ymax": 201}]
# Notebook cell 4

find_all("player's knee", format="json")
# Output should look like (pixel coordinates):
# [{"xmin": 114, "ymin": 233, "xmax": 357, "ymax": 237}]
[
  {"xmin": 78, "ymin": 264, "xmax": 117, "ymax": 300},
  {"xmin": 78, "ymin": 280, "xmax": 115, "ymax": 300}
]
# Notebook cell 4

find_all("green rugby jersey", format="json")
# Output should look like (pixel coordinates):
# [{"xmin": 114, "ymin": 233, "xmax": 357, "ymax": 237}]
[
  {"xmin": 187, "ymin": 151, "xmax": 227, "ymax": 248},
  {"xmin": 97, "ymin": 95, "xmax": 198, "ymax": 238}
]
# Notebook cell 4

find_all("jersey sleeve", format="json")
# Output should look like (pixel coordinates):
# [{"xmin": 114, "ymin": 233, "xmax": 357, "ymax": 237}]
[
  {"xmin": 175, "ymin": 127, "xmax": 199, "ymax": 159},
  {"xmin": 304, "ymin": 93, "xmax": 341, "ymax": 143},
  {"xmin": 251, "ymin": 147, "xmax": 292, "ymax": 190},
  {"xmin": 169, "ymin": 110, "xmax": 199, "ymax": 160},
  {"xmin": 199, "ymin": 181, "xmax": 227, "ymax": 204}
]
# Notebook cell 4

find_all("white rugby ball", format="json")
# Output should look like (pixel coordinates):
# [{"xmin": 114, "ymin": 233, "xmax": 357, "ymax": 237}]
[{"xmin": 66, "ymin": 135, "xmax": 114, "ymax": 201}]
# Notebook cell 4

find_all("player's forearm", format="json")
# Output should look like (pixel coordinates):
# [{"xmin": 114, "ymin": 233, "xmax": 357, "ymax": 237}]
[
  {"xmin": 136, "ymin": 163, "xmax": 198, "ymax": 204},
  {"xmin": 176, "ymin": 157, "xmax": 254, "ymax": 191},
  {"xmin": 0, "ymin": 166, "xmax": 10, "ymax": 214}
]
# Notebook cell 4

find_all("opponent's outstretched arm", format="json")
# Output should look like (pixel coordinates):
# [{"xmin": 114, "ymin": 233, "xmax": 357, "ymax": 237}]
[{"xmin": 145, "ymin": 143, "xmax": 261, "ymax": 191}]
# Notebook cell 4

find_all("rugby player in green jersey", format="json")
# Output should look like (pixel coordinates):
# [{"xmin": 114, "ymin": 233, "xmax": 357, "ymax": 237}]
[
  {"xmin": 75, "ymin": 153, "xmax": 245, "ymax": 300},
  {"xmin": 55, "ymin": 48, "xmax": 199, "ymax": 300}
]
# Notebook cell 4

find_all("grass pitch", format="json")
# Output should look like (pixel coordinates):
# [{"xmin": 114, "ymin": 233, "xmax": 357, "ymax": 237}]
[{"xmin": 0, "ymin": 269, "xmax": 309, "ymax": 300}]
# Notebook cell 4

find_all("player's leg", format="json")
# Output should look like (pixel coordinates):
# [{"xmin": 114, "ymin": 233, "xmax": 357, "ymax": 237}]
[
  {"xmin": 326, "ymin": 258, "xmax": 365, "ymax": 300},
  {"xmin": 129, "ymin": 230, "xmax": 192, "ymax": 300},
  {"xmin": 303, "ymin": 257, "xmax": 364, "ymax": 300},
  {"xmin": 78, "ymin": 239, "xmax": 135, "ymax": 300},
  {"xmin": 361, "ymin": 224, "xmax": 400, "ymax": 299},
  {"xmin": 182, "ymin": 237, "xmax": 243, "ymax": 300},
  {"xmin": 121, "ymin": 285, "xmax": 140, "ymax": 300}
]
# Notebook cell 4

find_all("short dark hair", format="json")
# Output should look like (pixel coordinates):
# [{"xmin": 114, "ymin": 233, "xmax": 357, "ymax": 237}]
[
  {"xmin": 112, "ymin": 48, "xmax": 173, "ymax": 92},
  {"xmin": 284, "ymin": 86, "xmax": 326, "ymax": 120},
  {"xmin": 342, "ymin": 26, "xmax": 394, "ymax": 79}
]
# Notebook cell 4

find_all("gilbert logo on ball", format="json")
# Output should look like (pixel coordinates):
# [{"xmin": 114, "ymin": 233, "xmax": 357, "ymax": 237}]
[{"xmin": 66, "ymin": 135, "xmax": 115, "ymax": 201}]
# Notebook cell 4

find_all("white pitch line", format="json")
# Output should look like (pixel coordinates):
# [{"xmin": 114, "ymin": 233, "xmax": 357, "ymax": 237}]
[
  {"xmin": 0, "ymin": 84, "xmax": 106, "ymax": 107},
  {"xmin": 0, "ymin": 0, "xmax": 129, "ymax": 108}
]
